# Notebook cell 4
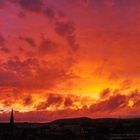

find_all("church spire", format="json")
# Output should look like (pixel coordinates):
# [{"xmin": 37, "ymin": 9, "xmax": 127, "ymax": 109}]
[{"xmin": 10, "ymin": 108, "xmax": 14, "ymax": 125}]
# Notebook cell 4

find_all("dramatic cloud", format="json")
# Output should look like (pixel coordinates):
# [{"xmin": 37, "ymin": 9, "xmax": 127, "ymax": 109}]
[
  {"xmin": 36, "ymin": 94, "xmax": 63, "ymax": 110},
  {"xmin": 0, "ymin": 0, "xmax": 140, "ymax": 122},
  {"xmin": 0, "ymin": 57, "xmax": 72, "ymax": 89},
  {"xmin": 90, "ymin": 94, "xmax": 126, "ymax": 112}
]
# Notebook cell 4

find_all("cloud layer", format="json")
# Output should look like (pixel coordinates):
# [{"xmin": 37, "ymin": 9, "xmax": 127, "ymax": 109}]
[{"xmin": 0, "ymin": 0, "xmax": 140, "ymax": 121}]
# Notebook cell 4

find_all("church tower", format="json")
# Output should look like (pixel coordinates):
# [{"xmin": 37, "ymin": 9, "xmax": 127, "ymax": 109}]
[{"xmin": 10, "ymin": 109, "xmax": 14, "ymax": 125}]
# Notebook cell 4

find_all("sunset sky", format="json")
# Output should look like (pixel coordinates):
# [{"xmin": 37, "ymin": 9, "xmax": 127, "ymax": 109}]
[{"xmin": 0, "ymin": 0, "xmax": 140, "ymax": 122}]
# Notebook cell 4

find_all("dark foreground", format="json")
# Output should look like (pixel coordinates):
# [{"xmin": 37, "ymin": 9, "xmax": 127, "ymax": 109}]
[{"xmin": 0, "ymin": 117, "xmax": 140, "ymax": 140}]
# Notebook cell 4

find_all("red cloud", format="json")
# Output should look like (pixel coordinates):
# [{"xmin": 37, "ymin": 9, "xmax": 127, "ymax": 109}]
[{"xmin": 19, "ymin": 0, "xmax": 44, "ymax": 12}]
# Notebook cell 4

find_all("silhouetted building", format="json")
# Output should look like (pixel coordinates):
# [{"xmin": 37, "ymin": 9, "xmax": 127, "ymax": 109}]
[{"xmin": 10, "ymin": 109, "xmax": 14, "ymax": 125}]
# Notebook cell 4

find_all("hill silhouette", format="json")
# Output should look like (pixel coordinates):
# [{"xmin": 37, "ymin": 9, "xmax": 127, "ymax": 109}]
[{"xmin": 1, "ymin": 117, "xmax": 140, "ymax": 140}]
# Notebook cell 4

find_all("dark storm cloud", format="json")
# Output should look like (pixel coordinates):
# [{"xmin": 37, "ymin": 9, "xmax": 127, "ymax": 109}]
[
  {"xmin": 36, "ymin": 94, "xmax": 79, "ymax": 110},
  {"xmin": 15, "ymin": 0, "xmax": 79, "ymax": 52},
  {"xmin": 36, "ymin": 94, "xmax": 63, "ymax": 110},
  {"xmin": 90, "ymin": 94, "xmax": 126, "ymax": 112},
  {"xmin": 19, "ymin": 0, "xmax": 79, "ymax": 52},
  {"xmin": 16, "ymin": 0, "xmax": 59, "ymax": 19},
  {"xmin": 88, "ymin": 89, "xmax": 140, "ymax": 116},
  {"xmin": 42, "ymin": 5, "xmax": 79, "ymax": 51},
  {"xmin": 90, "ymin": 89, "xmax": 140, "ymax": 113}
]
